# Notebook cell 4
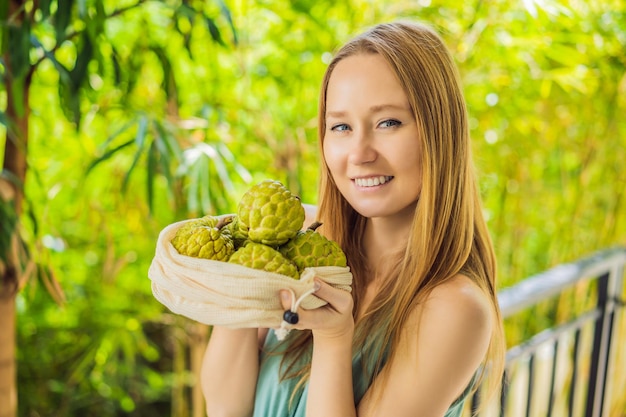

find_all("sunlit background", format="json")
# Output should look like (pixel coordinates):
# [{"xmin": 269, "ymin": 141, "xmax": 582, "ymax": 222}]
[{"xmin": 1, "ymin": 0, "xmax": 624, "ymax": 415}]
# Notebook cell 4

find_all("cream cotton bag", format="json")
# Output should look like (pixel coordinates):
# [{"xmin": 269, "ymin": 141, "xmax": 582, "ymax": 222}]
[{"xmin": 148, "ymin": 219, "xmax": 353, "ymax": 339}]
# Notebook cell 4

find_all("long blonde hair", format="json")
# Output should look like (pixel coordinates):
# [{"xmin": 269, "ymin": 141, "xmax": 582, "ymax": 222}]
[{"xmin": 281, "ymin": 20, "xmax": 505, "ymax": 407}]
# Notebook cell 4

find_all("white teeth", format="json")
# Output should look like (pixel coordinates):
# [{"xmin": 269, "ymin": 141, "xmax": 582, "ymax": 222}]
[{"xmin": 354, "ymin": 176, "xmax": 392, "ymax": 187}]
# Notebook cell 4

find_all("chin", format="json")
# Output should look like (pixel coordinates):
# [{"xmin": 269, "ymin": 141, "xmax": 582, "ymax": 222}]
[
  {"xmin": 350, "ymin": 200, "xmax": 419, "ymax": 222},
  {"xmin": 350, "ymin": 206, "xmax": 389, "ymax": 219}
]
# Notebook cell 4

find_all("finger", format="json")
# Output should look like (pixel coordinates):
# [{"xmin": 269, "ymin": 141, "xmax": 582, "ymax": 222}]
[
  {"xmin": 278, "ymin": 280, "xmax": 320, "ymax": 312},
  {"xmin": 312, "ymin": 279, "xmax": 353, "ymax": 313},
  {"xmin": 279, "ymin": 290, "xmax": 293, "ymax": 311}
]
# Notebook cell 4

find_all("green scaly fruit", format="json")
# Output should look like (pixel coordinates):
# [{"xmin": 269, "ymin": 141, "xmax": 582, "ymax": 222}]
[
  {"xmin": 225, "ymin": 215, "xmax": 249, "ymax": 249},
  {"xmin": 171, "ymin": 216, "xmax": 235, "ymax": 261},
  {"xmin": 171, "ymin": 215, "xmax": 219, "ymax": 245},
  {"xmin": 229, "ymin": 242, "xmax": 300, "ymax": 279},
  {"xmin": 237, "ymin": 180, "xmax": 305, "ymax": 247},
  {"xmin": 279, "ymin": 221, "xmax": 347, "ymax": 273}
]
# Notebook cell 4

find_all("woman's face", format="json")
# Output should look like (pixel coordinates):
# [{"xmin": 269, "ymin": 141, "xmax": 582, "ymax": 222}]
[{"xmin": 323, "ymin": 53, "xmax": 422, "ymax": 221}]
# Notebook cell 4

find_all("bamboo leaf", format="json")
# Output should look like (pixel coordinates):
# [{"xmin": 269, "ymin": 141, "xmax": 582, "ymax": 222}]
[
  {"xmin": 111, "ymin": 47, "xmax": 122, "ymax": 84},
  {"xmin": 210, "ymin": 145, "xmax": 234, "ymax": 193},
  {"xmin": 8, "ymin": 18, "xmax": 32, "ymax": 80},
  {"xmin": 155, "ymin": 120, "xmax": 182, "ymax": 159},
  {"xmin": 23, "ymin": 191, "xmax": 41, "ymax": 236},
  {"xmin": 70, "ymin": 32, "xmax": 94, "ymax": 93},
  {"xmin": 150, "ymin": 46, "xmax": 175, "ymax": 100},
  {"xmin": 0, "ymin": 0, "xmax": 8, "ymax": 24},
  {"xmin": 544, "ymin": 43, "xmax": 584, "ymax": 68},
  {"xmin": 204, "ymin": 16, "xmax": 225, "ymax": 47},
  {"xmin": 30, "ymin": 35, "xmax": 72, "ymax": 84},
  {"xmin": 54, "ymin": 0, "xmax": 74, "ymax": 44},
  {"xmin": 216, "ymin": 142, "xmax": 252, "ymax": 182},
  {"xmin": 39, "ymin": 0, "xmax": 52, "ymax": 20},
  {"xmin": 176, "ymin": 3, "xmax": 195, "ymax": 19},
  {"xmin": 0, "ymin": 29, "xmax": 6, "ymax": 59},
  {"xmin": 152, "ymin": 120, "xmax": 176, "ymax": 187},
  {"xmin": 217, "ymin": 0, "xmax": 238, "ymax": 45},
  {"xmin": 85, "ymin": 139, "xmax": 135, "ymax": 175},
  {"xmin": 10, "ymin": 75, "xmax": 27, "ymax": 118},
  {"xmin": 77, "ymin": 0, "xmax": 87, "ymax": 19},
  {"xmin": 38, "ymin": 264, "xmax": 66, "ymax": 306},
  {"xmin": 199, "ymin": 155, "xmax": 211, "ymax": 213},
  {"xmin": 146, "ymin": 141, "xmax": 158, "ymax": 213},
  {"xmin": 175, "ymin": 4, "xmax": 195, "ymax": 58},
  {"xmin": 58, "ymin": 77, "xmax": 81, "ymax": 126},
  {"xmin": 122, "ymin": 116, "xmax": 148, "ymax": 192},
  {"xmin": 90, "ymin": 0, "xmax": 107, "ymax": 38},
  {"xmin": 31, "ymin": 35, "xmax": 82, "ymax": 124},
  {"xmin": 187, "ymin": 159, "xmax": 201, "ymax": 214},
  {"xmin": 99, "ymin": 120, "xmax": 136, "ymax": 150}
]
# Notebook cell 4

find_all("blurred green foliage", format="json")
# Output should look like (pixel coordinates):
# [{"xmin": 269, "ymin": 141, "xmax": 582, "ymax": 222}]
[{"xmin": 1, "ymin": 0, "xmax": 625, "ymax": 415}]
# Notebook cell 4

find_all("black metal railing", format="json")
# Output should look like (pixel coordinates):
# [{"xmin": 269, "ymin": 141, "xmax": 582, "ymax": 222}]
[{"xmin": 470, "ymin": 246, "xmax": 626, "ymax": 417}]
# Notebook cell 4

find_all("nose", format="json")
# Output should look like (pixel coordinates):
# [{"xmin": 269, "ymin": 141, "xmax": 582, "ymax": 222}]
[{"xmin": 348, "ymin": 131, "xmax": 377, "ymax": 165}]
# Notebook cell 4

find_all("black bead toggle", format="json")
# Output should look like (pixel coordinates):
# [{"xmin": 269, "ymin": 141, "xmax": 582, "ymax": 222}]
[{"xmin": 283, "ymin": 310, "xmax": 299, "ymax": 325}]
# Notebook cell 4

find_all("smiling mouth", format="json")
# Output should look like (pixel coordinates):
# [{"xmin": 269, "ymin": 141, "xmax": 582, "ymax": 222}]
[{"xmin": 354, "ymin": 176, "xmax": 394, "ymax": 187}]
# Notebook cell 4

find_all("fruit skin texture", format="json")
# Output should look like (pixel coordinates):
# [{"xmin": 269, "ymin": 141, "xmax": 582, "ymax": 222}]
[
  {"xmin": 226, "ymin": 215, "xmax": 249, "ymax": 249},
  {"xmin": 229, "ymin": 242, "xmax": 300, "ymax": 279},
  {"xmin": 279, "ymin": 221, "xmax": 347, "ymax": 273},
  {"xmin": 171, "ymin": 216, "xmax": 235, "ymax": 261},
  {"xmin": 237, "ymin": 180, "xmax": 305, "ymax": 247},
  {"xmin": 172, "ymin": 215, "xmax": 219, "ymax": 240}
]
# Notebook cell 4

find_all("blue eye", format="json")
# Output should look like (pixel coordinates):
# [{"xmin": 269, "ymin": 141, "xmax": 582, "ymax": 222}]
[
  {"xmin": 330, "ymin": 124, "xmax": 350, "ymax": 132},
  {"xmin": 379, "ymin": 119, "xmax": 401, "ymax": 128}
]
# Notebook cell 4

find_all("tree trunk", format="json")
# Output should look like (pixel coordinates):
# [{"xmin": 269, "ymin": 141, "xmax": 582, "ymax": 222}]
[
  {"xmin": 0, "ymin": 2, "xmax": 31, "ymax": 414},
  {"xmin": 0, "ymin": 95, "xmax": 29, "ymax": 417},
  {"xmin": 0, "ymin": 297, "xmax": 16, "ymax": 417}
]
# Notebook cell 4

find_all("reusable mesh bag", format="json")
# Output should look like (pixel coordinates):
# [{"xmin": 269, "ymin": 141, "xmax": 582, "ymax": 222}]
[{"xmin": 148, "ymin": 220, "xmax": 353, "ymax": 337}]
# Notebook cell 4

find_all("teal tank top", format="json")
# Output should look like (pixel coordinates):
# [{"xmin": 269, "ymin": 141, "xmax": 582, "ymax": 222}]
[{"xmin": 252, "ymin": 329, "xmax": 473, "ymax": 417}]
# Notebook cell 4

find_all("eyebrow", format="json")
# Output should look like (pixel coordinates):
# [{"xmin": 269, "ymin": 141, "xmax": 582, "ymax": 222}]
[{"xmin": 326, "ymin": 103, "xmax": 411, "ymax": 118}]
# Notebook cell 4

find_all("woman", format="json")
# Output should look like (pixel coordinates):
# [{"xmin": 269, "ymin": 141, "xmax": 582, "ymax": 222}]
[{"xmin": 202, "ymin": 21, "xmax": 505, "ymax": 417}]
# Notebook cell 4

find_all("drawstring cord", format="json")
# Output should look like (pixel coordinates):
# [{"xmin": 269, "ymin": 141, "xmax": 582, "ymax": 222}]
[{"xmin": 275, "ymin": 287, "xmax": 318, "ymax": 341}]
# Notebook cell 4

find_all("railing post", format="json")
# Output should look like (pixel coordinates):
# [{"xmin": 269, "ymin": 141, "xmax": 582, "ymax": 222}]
[
  {"xmin": 600, "ymin": 263, "xmax": 624, "ymax": 417},
  {"xmin": 585, "ymin": 267, "xmax": 618, "ymax": 417}
]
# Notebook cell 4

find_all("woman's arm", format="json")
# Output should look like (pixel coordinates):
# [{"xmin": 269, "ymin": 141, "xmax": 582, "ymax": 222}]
[
  {"xmin": 201, "ymin": 327, "xmax": 268, "ymax": 417},
  {"xmin": 307, "ymin": 328, "xmax": 356, "ymax": 417},
  {"xmin": 357, "ymin": 275, "xmax": 493, "ymax": 417},
  {"xmin": 280, "ymin": 280, "xmax": 357, "ymax": 417}
]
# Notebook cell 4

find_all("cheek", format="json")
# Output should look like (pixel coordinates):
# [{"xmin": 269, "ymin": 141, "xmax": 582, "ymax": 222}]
[
  {"xmin": 322, "ymin": 141, "xmax": 342, "ymax": 175},
  {"xmin": 392, "ymin": 146, "xmax": 421, "ymax": 171}
]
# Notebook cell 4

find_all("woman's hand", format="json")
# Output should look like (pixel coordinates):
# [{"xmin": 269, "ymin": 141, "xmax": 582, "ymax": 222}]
[{"xmin": 279, "ymin": 278, "xmax": 354, "ymax": 341}]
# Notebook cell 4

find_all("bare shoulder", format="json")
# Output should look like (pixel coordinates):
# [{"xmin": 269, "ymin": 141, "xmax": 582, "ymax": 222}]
[
  {"xmin": 420, "ymin": 274, "xmax": 493, "ymax": 329},
  {"xmin": 408, "ymin": 274, "xmax": 494, "ymax": 352},
  {"xmin": 405, "ymin": 273, "xmax": 494, "ymax": 369},
  {"xmin": 404, "ymin": 275, "xmax": 494, "ymax": 402},
  {"xmin": 358, "ymin": 276, "xmax": 495, "ymax": 415}
]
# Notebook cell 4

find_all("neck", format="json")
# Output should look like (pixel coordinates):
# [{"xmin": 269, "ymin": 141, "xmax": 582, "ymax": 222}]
[{"xmin": 362, "ymin": 212, "xmax": 413, "ymax": 282}]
